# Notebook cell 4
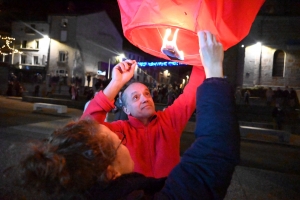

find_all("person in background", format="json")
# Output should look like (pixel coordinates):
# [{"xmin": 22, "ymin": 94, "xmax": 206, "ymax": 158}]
[
  {"xmin": 84, "ymin": 78, "xmax": 109, "ymax": 122},
  {"xmin": 266, "ymin": 87, "xmax": 274, "ymax": 106},
  {"xmin": 235, "ymin": 87, "xmax": 242, "ymax": 104},
  {"xmin": 282, "ymin": 86, "xmax": 290, "ymax": 108},
  {"xmin": 272, "ymin": 103, "xmax": 285, "ymax": 130},
  {"xmin": 112, "ymin": 91, "xmax": 129, "ymax": 121},
  {"xmin": 274, "ymin": 87, "xmax": 283, "ymax": 106},
  {"xmin": 288, "ymin": 88, "xmax": 298, "ymax": 109},
  {"xmin": 5, "ymin": 30, "xmax": 239, "ymax": 200},
  {"xmin": 244, "ymin": 89, "xmax": 250, "ymax": 105}
]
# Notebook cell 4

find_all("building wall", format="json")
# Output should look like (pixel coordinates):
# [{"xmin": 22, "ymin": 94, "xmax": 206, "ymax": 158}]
[
  {"xmin": 76, "ymin": 12, "xmax": 123, "ymax": 75},
  {"xmin": 11, "ymin": 21, "xmax": 50, "ymax": 68},
  {"xmin": 241, "ymin": 16, "xmax": 300, "ymax": 88},
  {"xmin": 48, "ymin": 15, "xmax": 81, "ymax": 82},
  {"xmin": 48, "ymin": 12, "xmax": 123, "ymax": 86}
]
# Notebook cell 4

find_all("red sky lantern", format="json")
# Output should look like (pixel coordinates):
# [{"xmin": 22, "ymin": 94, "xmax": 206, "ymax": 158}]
[{"xmin": 117, "ymin": 0, "xmax": 265, "ymax": 66}]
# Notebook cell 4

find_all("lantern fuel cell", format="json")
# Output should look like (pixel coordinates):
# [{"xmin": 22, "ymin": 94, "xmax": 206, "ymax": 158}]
[{"xmin": 161, "ymin": 28, "xmax": 184, "ymax": 60}]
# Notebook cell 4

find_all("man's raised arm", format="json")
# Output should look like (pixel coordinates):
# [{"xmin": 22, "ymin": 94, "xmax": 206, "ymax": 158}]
[{"xmin": 81, "ymin": 60, "xmax": 136, "ymax": 121}]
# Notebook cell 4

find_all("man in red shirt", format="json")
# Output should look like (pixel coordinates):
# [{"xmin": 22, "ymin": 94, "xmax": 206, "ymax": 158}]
[{"xmin": 82, "ymin": 47, "xmax": 207, "ymax": 179}]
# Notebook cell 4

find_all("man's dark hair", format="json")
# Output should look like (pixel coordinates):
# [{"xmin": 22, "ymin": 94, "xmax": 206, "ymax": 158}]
[{"xmin": 121, "ymin": 81, "xmax": 150, "ymax": 108}]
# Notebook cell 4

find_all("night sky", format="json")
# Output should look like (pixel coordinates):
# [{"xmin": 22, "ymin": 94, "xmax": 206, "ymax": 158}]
[{"xmin": 0, "ymin": 0, "xmax": 149, "ymax": 55}]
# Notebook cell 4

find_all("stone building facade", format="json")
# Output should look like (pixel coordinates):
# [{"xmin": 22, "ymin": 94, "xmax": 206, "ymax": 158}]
[{"xmin": 240, "ymin": 16, "xmax": 300, "ymax": 88}]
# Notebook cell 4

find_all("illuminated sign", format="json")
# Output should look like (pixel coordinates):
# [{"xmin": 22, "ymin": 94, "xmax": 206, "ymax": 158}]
[{"xmin": 137, "ymin": 61, "xmax": 188, "ymax": 67}]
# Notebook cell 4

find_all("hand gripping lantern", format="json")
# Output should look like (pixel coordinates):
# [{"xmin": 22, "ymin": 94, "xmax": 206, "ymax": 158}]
[{"xmin": 117, "ymin": 0, "xmax": 265, "ymax": 66}]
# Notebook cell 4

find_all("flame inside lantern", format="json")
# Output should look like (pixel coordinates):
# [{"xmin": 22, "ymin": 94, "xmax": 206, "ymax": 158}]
[{"xmin": 161, "ymin": 28, "xmax": 184, "ymax": 60}]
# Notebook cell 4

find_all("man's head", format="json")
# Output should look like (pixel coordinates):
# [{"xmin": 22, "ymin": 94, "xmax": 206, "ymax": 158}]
[{"xmin": 122, "ymin": 82, "xmax": 155, "ymax": 124}]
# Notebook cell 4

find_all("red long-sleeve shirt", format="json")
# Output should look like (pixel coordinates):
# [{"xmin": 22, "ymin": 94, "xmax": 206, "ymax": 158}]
[{"xmin": 81, "ymin": 67, "xmax": 205, "ymax": 178}]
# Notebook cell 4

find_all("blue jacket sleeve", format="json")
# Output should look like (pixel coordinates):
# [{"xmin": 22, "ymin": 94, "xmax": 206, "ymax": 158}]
[{"xmin": 156, "ymin": 78, "xmax": 240, "ymax": 200}]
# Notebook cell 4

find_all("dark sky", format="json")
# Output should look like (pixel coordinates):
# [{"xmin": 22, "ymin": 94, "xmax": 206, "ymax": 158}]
[
  {"xmin": 1, "ymin": 0, "xmax": 150, "ymax": 55},
  {"xmin": 2, "ymin": 0, "xmax": 121, "ymax": 32}
]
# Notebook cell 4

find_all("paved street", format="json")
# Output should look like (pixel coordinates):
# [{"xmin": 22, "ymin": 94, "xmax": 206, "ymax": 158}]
[{"xmin": 1, "ymin": 96, "xmax": 300, "ymax": 199}]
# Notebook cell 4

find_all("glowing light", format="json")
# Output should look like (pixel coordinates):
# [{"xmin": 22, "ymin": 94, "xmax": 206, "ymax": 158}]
[
  {"xmin": 116, "ymin": 54, "xmax": 125, "ymax": 62},
  {"xmin": 161, "ymin": 28, "xmax": 184, "ymax": 60},
  {"xmin": 137, "ymin": 61, "xmax": 187, "ymax": 67},
  {"xmin": 256, "ymin": 42, "xmax": 262, "ymax": 47},
  {"xmin": 0, "ymin": 35, "xmax": 22, "ymax": 55}
]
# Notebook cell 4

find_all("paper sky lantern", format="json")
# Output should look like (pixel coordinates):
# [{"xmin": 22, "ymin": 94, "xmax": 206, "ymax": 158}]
[{"xmin": 118, "ymin": 0, "xmax": 265, "ymax": 66}]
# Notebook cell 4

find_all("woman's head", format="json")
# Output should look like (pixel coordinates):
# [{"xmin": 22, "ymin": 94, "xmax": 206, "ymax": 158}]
[{"xmin": 14, "ymin": 119, "xmax": 134, "ymax": 195}]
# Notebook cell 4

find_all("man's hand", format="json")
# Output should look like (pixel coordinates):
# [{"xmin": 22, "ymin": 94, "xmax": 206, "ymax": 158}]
[
  {"xmin": 111, "ymin": 60, "xmax": 137, "ymax": 85},
  {"xmin": 198, "ymin": 31, "xmax": 224, "ymax": 78},
  {"xmin": 103, "ymin": 60, "xmax": 136, "ymax": 101}
]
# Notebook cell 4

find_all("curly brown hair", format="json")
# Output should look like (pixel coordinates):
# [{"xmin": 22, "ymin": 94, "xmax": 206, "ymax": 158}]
[{"xmin": 12, "ymin": 119, "xmax": 117, "ymax": 197}]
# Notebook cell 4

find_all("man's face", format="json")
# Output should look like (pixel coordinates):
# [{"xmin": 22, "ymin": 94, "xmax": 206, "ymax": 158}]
[{"xmin": 123, "ymin": 83, "xmax": 155, "ymax": 121}]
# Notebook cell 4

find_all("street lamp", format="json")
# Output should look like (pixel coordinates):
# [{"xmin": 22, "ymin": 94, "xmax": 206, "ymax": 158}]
[{"xmin": 108, "ymin": 54, "xmax": 125, "ymax": 79}]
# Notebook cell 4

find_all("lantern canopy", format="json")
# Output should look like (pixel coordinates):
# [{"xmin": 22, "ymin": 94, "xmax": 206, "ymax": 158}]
[{"xmin": 118, "ymin": 0, "xmax": 265, "ymax": 66}]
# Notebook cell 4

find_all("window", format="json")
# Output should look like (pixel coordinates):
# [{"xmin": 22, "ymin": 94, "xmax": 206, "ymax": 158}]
[
  {"xmin": 22, "ymin": 40, "xmax": 27, "ymax": 48},
  {"xmin": 59, "ymin": 51, "xmax": 67, "ymax": 62},
  {"xmin": 61, "ymin": 19, "xmax": 68, "ymax": 28},
  {"xmin": 21, "ymin": 55, "xmax": 26, "ymax": 64},
  {"xmin": 272, "ymin": 50, "xmax": 285, "ymax": 77},
  {"xmin": 34, "ymin": 56, "xmax": 39, "ymax": 64},
  {"xmin": 60, "ymin": 30, "xmax": 67, "ymax": 42},
  {"xmin": 35, "ymin": 40, "xmax": 39, "ymax": 49}
]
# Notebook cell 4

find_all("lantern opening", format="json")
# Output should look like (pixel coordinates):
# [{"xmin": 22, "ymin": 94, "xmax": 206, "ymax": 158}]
[{"xmin": 161, "ymin": 28, "xmax": 184, "ymax": 60}]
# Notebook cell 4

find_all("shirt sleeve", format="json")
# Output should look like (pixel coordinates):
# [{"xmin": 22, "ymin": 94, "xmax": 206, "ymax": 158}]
[
  {"xmin": 160, "ymin": 66, "xmax": 206, "ymax": 136},
  {"xmin": 156, "ymin": 78, "xmax": 240, "ymax": 200},
  {"xmin": 80, "ymin": 91, "xmax": 115, "ymax": 123}
]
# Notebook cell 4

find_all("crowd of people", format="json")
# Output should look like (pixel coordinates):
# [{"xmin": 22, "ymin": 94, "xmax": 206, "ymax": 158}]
[
  {"xmin": 234, "ymin": 86, "xmax": 298, "ymax": 109},
  {"xmin": 6, "ymin": 72, "xmax": 24, "ymax": 97},
  {"xmin": 150, "ymin": 81, "xmax": 183, "ymax": 105},
  {"xmin": 234, "ymin": 86, "xmax": 299, "ymax": 131}
]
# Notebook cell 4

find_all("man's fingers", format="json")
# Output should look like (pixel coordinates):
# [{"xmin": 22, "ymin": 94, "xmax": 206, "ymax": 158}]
[
  {"xmin": 205, "ymin": 31, "xmax": 213, "ymax": 45},
  {"xmin": 129, "ymin": 62, "xmax": 136, "ymax": 73},
  {"xmin": 197, "ymin": 31, "xmax": 206, "ymax": 47},
  {"xmin": 116, "ymin": 60, "xmax": 136, "ymax": 73},
  {"xmin": 212, "ymin": 34, "xmax": 217, "ymax": 44}
]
